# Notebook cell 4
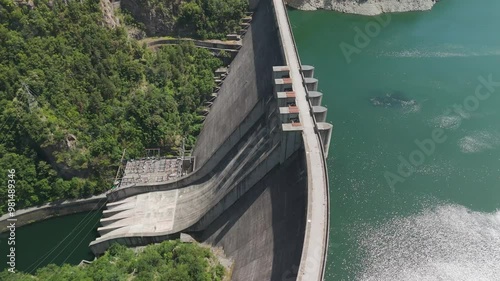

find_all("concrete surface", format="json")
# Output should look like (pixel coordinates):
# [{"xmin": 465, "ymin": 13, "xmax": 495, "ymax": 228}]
[
  {"xmin": 198, "ymin": 151, "xmax": 307, "ymax": 281},
  {"xmin": 104, "ymin": 0, "xmax": 284, "ymax": 202},
  {"xmin": 91, "ymin": 118, "xmax": 281, "ymax": 251},
  {"xmin": 88, "ymin": 1, "xmax": 331, "ymax": 281}
]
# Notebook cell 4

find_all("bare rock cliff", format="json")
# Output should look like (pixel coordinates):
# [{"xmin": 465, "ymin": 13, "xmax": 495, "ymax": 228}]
[
  {"xmin": 100, "ymin": 0, "xmax": 120, "ymax": 28},
  {"xmin": 286, "ymin": 0, "xmax": 437, "ymax": 15}
]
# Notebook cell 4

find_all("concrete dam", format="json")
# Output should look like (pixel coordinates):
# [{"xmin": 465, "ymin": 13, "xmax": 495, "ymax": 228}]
[{"xmin": 89, "ymin": 0, "xmax": 332, "ymax": 280}]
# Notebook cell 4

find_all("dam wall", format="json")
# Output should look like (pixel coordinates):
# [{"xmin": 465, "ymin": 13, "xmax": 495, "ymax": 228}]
[
  {"xmin": 105, "ymin": 0, "xmax": 284, "ymax": 203},
  {"xmin": 90, "ymin": 113, "xmax": 284, "ymax": 256},
  {"xmin": 197, "ymin": 1, "xmax": 331, "ymax": 279},
  {"xmin": 89, "ymin": 1, "xmax": 330, "ymax": 280},
  {"xmin": 191, "ymin": 0, "xmax": 284, "ymax": 169},
  {"xmin": 198, "ymin": 151, "xmax": 307, "ymax": 281},
  {"xmin": 90, "ymin": 0, "xmax": 289, "ymax": 254}
]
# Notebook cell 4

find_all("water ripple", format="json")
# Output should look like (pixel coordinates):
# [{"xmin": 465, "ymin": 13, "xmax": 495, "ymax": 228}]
[{"xmin": 357, "ymin": 204, "xmax": 500, "ymax": 281}]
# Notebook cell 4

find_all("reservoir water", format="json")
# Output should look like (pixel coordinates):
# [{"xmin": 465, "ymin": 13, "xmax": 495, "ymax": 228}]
[
  {"xmin": 1, "ymin": 1, "xmax": 499, "ymax": 279},
  {"xmin": 0, "ymin": 211, "xmax": 101, "ymax": 273},
  {"xmin": 289, "ymin": 0, "xmax": 500, "ymax": 280}
]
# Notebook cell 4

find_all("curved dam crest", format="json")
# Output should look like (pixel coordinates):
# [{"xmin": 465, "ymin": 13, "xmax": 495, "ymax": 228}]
[{"xmin": 88, "ymin": 0, "xmax": 332, "ymax": 280}]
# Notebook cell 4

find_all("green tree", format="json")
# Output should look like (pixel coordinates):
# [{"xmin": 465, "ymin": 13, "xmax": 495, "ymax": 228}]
[
  {"xmin": 0, "ymin": 240, "xmax": 226, "ymax": 280},
  {"xmin": 0, "ymin": 0, "xmax": 223, "ymax": 214}
]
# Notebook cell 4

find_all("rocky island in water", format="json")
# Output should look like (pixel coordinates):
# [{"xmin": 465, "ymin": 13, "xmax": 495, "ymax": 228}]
[{"xmin": 286, "ymin": 0, "xmax": 438, "ymax": 15}]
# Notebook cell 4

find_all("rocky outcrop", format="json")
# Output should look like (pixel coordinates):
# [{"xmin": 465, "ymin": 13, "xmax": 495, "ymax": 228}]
[
  {"xmin": 120, "ymin": 0, "xmax": 181, "ymax": 36},
  {"xmin": 39, "ymin": 135, "xmax": 91, "ymax": 180},
  {"xmin": 286, "ymin": 0, "xmax": 437, "ymax": 15},
  {"xmin": 100, "ymin": 0, "xmax": 120, "ymax": 28},
  {"xmin": 14, "ymin": 0, "xmax": 35, "ymax": 9}
]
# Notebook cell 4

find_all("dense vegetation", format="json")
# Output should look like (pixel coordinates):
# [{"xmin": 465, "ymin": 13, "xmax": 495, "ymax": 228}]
[
  {"xmin": 0, "ymin": 240, "xmax": 226, "ymax": 280},
  {"xmin": 0, "ymin": 0, "xmax": 224, "ymax": 214},
  {"xmin": 121, "ymin": 0, "xmax": 248, "ymax": 39}
]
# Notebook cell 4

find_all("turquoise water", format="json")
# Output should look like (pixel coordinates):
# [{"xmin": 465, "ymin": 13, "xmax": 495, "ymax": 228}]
[
  {"xmin": 290, "ymin": 1, "xmax": 500, "ymax": 280},
  {"xmin": 1, "ymin": 1, "xmax": 499, "ymax": 278},
  {"xmin": 0, "ymin": 211, "xmax": 101, "ymax": 273}
]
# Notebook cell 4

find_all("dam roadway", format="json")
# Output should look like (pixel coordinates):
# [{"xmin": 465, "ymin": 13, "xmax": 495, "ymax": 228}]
[
  {"xmin": 89, "ymin": 0, "xmax": 332, "ymax": 280},
  {"xmin": 272, "ymin": 0, "xmax": 330, "ymax": 280}
]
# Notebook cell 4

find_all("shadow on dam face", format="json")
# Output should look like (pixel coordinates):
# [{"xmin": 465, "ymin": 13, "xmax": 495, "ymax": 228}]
[
  {"xmin": 191, "ymin": 0, "xmax": 284, "ymax": 169},
  {"xmin": 190, "ymin": 0, "xmax": 307, "ymax": 280},
  {"xmin": 196, "ymin": 151, "xmax": 307, "ymax": 281}
]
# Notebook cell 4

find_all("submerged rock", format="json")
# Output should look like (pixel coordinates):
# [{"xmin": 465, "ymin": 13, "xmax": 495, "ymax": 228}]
[{"xmin": 370, "ymin": 92, "xmax": 417, "ymax": 108}]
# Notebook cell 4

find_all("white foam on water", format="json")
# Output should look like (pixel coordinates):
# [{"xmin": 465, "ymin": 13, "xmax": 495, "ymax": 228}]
[
  {"xmin": 356, "ymin": 204, "xmax": 500, "ymax": 281},
  {"xmin": 400, "ymin": 100, "xmax": 421, "ymax": 114},
  {"xmin": 431, "ymin": 114, "xmax": 462, "ymax": 130},
  {"xmin": 458, "ymin": 130, "xmax": 500, "ymax": 153}
]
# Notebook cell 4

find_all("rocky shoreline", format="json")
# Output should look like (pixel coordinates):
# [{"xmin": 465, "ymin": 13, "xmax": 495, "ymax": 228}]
[{"xmin": 286, "ymin": 0, "xmax": 437, "ymax": 15}]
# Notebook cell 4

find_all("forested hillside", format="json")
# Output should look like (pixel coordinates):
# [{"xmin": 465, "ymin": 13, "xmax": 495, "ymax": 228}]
[
  {"xmin": 120, "ymin": 0, "xmax": 248, "ymax": 39},
  {"xmin": 0, "ymin": 0, "xmax": 234, "ymax": 214},
  {"xmin": 0, "ymin": 240, "xmax": 226, "ymax": 280}
]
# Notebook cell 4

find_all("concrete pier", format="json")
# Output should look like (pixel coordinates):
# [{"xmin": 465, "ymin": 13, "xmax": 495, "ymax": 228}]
[
  {"xmin": 301, "ymin": 65, "xmax": 315, "ymax": 78},
  {"xmin": 308, "ymin": 91, "xmax": 323, "ymax": 106}
]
